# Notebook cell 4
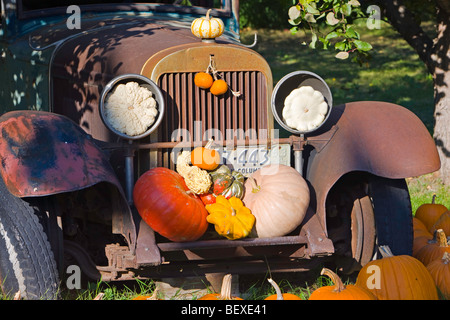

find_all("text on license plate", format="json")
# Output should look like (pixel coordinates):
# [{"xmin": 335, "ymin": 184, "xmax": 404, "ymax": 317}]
[{"xmin": 220, "ymin": 144, "xmax": 291, "ymax": 177}]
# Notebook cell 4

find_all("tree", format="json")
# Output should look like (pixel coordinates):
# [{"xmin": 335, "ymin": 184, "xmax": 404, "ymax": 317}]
[{"xmin": 288, "ymin": 0, "xmax": 450, "ymax": 184}]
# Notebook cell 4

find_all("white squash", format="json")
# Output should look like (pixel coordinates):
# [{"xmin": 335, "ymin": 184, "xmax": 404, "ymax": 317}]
[
  {"xmin": 282, "ymin": 86, "xmax": 328, "ymax": 132},
  {"xmin": 242, "ymin": 164, "xmax": 310, "ymax": 238},
  {"xmin": 191, "ymin": 9, "xmax": 224, "ymax": 39}
]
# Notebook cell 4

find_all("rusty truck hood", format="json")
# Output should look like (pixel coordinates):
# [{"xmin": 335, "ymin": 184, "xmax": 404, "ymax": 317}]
[{"xmin": 49, "ymin": 18, "xmax": 236, "ymax": 141}]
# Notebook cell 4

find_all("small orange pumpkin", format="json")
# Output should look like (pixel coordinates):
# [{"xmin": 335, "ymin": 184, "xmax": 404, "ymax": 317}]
[
  {"xmin": 413, "ymin": 217, "xmax": 431, "ymax": 237},
  {"xmin": 210, "ymin": 79, "xmax": 228, "ymax": 96},
  {"xmin": 415, "ymin": 194, "xmax": 448, "ymax": 233},
  {"xmin": 198, "ymin": 274, "xmax": 243, "ymax": 300},
  {"xmin": 415, "ymin": 229, "xmax": 450, "ymax": 266},
  {"xmin": 432, "ymin": 210, "xmax": 450, "ymax": 236},
  {"xmin": 132, "ymin": 288, "xmax": 161, "ymax": 300},
  {"xmin": 426, "ymin": 252, "xmax": 450, "ymax": 299},
  {"xmin": 308, "ymin": 268, "xmax": 376, "ymax": 300},
  {"xmin": 194, "ymin": 72, "xmax": 214, "ymax": 89},
  {"xmin": 356, "ymin": 245, "xmax": 438, "ymax": 300},
  {"xmin": 264, "ymin": 278, "xmax": 302, "ymax": 300},
  {"xmin": 191, "ymin": 139, "xmax": 221, "ymax": 171},
  {"xmin": 413, "ymin": 217, "xmax": 434, "ymax": 256}
]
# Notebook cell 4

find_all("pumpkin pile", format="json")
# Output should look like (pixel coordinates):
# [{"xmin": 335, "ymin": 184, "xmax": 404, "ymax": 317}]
[
  {"xmin": 133, "ymin": 141, "xmax": 310, "ymax": 242},
  {"xmin": 412, "ymin": 195, "xmax": 450, "ymax": 299}
]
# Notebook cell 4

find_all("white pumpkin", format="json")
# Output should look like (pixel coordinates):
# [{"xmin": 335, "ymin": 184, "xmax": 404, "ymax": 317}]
[
  {"xmin": 282, "ymin": 86, "xmax": 328, "ymax": 132},
  {"xmin": 191, "ymin": 9, "xmax": 225, "ymax": 39},
  {"xmin": 242, "ymin": 164, "xmax": 310, "ymax": 238}
]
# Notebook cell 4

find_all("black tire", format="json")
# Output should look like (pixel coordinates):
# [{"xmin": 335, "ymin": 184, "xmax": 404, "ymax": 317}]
[
  {"xmin": 328, "ymin": 173, "xmax": 413, "ymax": 273},
  {"xmin": 0, "ymin": 180, "xmax": 59, "ymax": 299},
  {"xmin": 368, "ymin": 175, "xmax": 413, "ymax": 256}
]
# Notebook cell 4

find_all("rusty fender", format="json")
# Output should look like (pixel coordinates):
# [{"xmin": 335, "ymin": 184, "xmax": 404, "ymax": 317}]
[
  {"xmin": 0, "ymin": 110, "xmax": 136, "ymax": 249},
  {"xmin": 306, "ymin": 101, "xmax": 440, "ymax": 233}
]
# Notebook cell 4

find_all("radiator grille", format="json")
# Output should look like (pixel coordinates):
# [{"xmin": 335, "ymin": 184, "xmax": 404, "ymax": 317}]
[{"xmin": 156, "ymin": 71, "xmax": 268, "ymax": 169}]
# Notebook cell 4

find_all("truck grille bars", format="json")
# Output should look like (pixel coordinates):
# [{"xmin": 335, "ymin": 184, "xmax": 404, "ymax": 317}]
[{"xmin": 156, "ymin": 71, "xmax": 269, "ymax": 169}]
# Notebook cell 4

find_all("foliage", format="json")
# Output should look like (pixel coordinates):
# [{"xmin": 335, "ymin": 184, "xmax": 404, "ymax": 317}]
[{"xmin": 288, "ymin": 0, "xmax": 373, "ymax": 64}]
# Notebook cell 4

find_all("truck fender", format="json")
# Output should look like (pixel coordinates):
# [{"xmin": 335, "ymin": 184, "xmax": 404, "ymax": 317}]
[
  {"xmin": 0, "ymin": 110, "xmax": 136, "ymax": 249},
  {"xmin": 306, "ymin": 101, "xmax": 441, "ymax": 233}
]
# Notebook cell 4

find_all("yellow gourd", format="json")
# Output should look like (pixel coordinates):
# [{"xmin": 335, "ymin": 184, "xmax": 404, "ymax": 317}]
[{"xmin": 205, "ymin": 195, "xmax": 255, "ymax": 240}]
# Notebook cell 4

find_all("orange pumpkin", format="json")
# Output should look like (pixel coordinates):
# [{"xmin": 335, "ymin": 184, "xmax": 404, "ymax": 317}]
[
  {"xmin": 194, "ymin": 72, "xmax": 214, "ymax": 89},
  {"xmin": 264, "ymin": 278, "xmax": 302, "ymax": 300},
  {"xmin": 210, "ymin": 79, "xmax": 228, "ymax": 96},
  {"xmin": 413, "ymin": 217, "xmax": 432, "ymax": 237},
  {"xmin": 132, "ymin": 288, "xmax": 160, "ymax": 300},
  {"xmin": 191, "ymin": 139, "xmax": 220, "ymax": 171},
  {"xmin": 133, "ymin": 167, "xmax": 209, "ymax": 242},
  {"xmin": 198, "ymin": 274, "xmax": 243, "ymax": 300},
  {"xmin": 413, "ymin": 232, "xmax": 434, "ymax": 257},
  {"xmin": 432, "ymin": 210, "xmax": 450, "ymax": 236},
  {"xmin": 426, "ymin": 252, "xmax": 450, "ymax": 299},
  {"xmin": 415, "ymin": 229, "xmax": 450, "ymax": 266},
  {"xmin": 308, "ymin": 268, "xmax": 376, "ymax": 300},
  {"xmin": 415, "ymin": 194, "xmax": 448, "ymax": 233},
  {"xmin": 356, "ymin": 245, "xmax": 438, "ymax": 300},
  {"xmin": 413, "ymin": 217, "xmax": 434, "ymax": 256}
]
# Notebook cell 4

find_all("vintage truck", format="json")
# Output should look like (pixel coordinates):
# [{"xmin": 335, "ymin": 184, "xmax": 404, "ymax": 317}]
[{"xmin": 0, "ymin": 0, "xmax": 440, "ymax": 299}]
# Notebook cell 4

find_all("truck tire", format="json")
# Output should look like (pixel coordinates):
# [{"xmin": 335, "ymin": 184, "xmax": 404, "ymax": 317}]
[
  {"xmin": 368, "ymin": 175, "xmax": 413, "ymax": 256},
  {"xmin": 0, "ymin": 179, "xmax": 59, "ymax": 300},
  {"xmin": 328, "ymin": 173, "xmax": 412, "ymax": 274}
]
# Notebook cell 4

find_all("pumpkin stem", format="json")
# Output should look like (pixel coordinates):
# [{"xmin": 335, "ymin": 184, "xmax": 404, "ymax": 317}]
[
  {"xmin": 432, "ymin": 193, "xmax": 436, "ymax": 204},
  {"xmin": 219, "ymin": 274, "xmax": 233, "ymax": 300},
  {"xmin": 267, "ymin": 278, "xmax": 284, "ymax": 300},
  {"xmin": 320, "ymin": 268, "xmax": 345, "ymax": 293},
  {"xmin": 247, "ymin": 177, "xmax": 261, "ymax": 193},
  {"xmin": 205, "ymin": 8, "xmax": 212, "ymax": 20},
  {"xmin": 379, "ymin": 245, "xmax": 395, "ymax": 258},
  {"xmin": 436, "ymin": 229, "xmax": 448, "ymax": 247},
  {"xmin": 205, "ymin": 138, "xmax": 214, "ymax": 150}
]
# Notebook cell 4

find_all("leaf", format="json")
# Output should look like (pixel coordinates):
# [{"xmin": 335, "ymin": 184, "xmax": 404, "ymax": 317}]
[
  {"xmin": 354, "ymin": 40, "xmax": 373, "ymax": 51},
  {"xmin": 288, "ymin": 18, "xmax": 302, "ymax": 26},
  {"xmin": 288, "ymin": 6, "xmax": 301, "ymax": 21},
  {"xmin": 325, "ymin": 31, "xmax": 340, "ymax": 40},
  {"xmin": 335, "ymin": 40, "xmax": 347, "ymax": 51},
  {"xmin": 345, "ymin": 26, "xmax": 359, "ymax": 39},
  {"xmin": 340, "ymin": 4, "xmax": 352, "ymax": 16},
  {"xmin": 335, "ymin": 51, "xmax": 349, "ymax": 59},
  {"xmin": 309, "ymin": 33, "xmax": 318, "ymax": 49},
  {"xmin": 305, "ymin": 13, "xmax": 316, "ymax": 23},
  {"xmin": 349, "ymin": 0, "xmax": 361, "ymax": 6},
  {"xmin": 326, "ymin": 12, "xmax": 339, "ymax": 25},
  {"xmin": 305, "ymin": 3, "xmax": 320, "ymax": 15}
]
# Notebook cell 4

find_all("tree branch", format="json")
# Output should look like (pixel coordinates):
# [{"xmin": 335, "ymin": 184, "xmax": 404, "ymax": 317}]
[{"xmin": 371, "ymin": 0, "xmax": 435, "ymax": 73}]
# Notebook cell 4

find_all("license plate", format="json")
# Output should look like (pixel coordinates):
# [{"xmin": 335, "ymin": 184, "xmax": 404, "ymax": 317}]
[{"xmin": 220, "ymin": 144, "xmax": 291, "ymax": 177}]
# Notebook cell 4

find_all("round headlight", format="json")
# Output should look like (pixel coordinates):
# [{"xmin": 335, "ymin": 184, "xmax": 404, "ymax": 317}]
[{"xmin": 99, "ymin": 74, "xmax": 165, "ymax": 140}]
